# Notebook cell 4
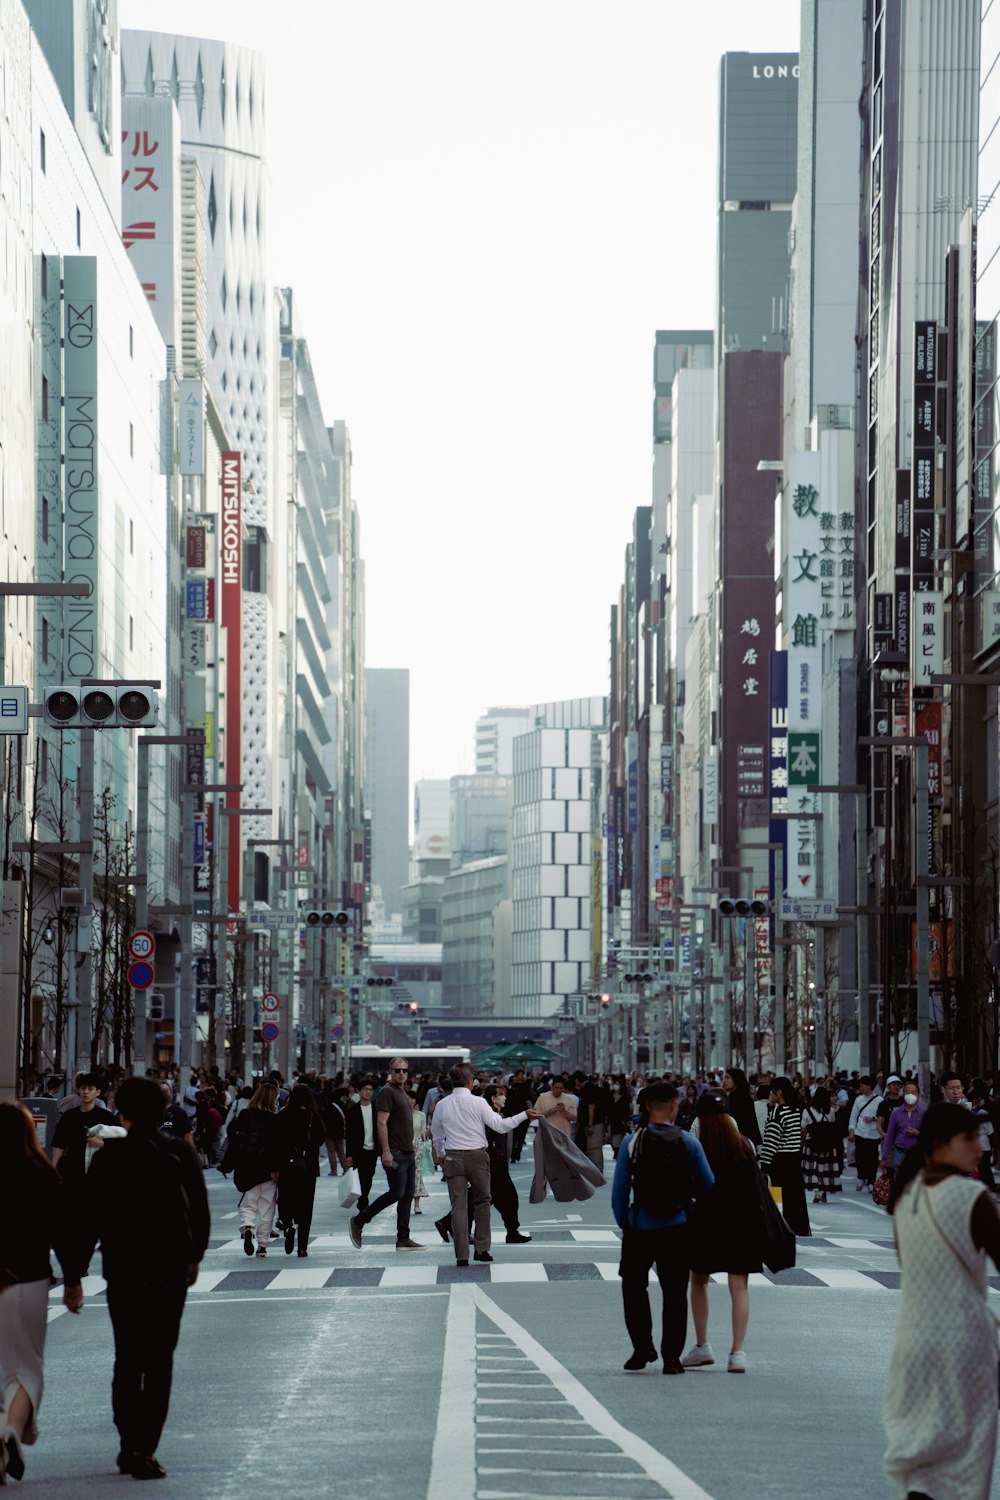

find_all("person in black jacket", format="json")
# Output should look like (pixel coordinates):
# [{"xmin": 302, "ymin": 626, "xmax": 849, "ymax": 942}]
[
  {"xmin": 222, "ymin": 1080, "xmax": 280, "ymax": 1256},
  {"xmin": 275, "ymin": 1084, "xmax": 326, "ymax": 1256},
  {"xmin": 721, "ymin": 1068, "xmax": 762, "ymax": 1149},
  {"xmin": 0, "ymin": 1103, "xmax": 77, "ymax": 1486},
  {"xmin": 63, "ymin": 1076, "xmax": 210, "ymax": 1482},
  {"xmin": 343, "ymin": 1078, "xmax": 380, "ymax": 1210}
]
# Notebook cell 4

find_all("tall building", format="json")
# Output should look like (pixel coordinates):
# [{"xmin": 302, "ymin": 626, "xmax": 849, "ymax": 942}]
[
  {"xmin": 122, "ymin": 32, "xmax": 274, "ymax": 905},
  {"xmin": 475, "ymin": 707, "xmax": 533, "ymax": 776},
  {"xmin": 441, "ymin": 857, "xmax": 510, "ymax": 1015},
  {"xmin": 715, "ymin": 52, "xmax": 798, "ymax": 914},
  {"xmin": 511, "ymin": 698, "xmax": 607, "ymax": 1019},
  {"xmin": 716, "ymin": 52, "xmax": 799, "ymax": 360},
  {"xmin": 365, "ymin": 668, "xmax": 410, "ymax": 922}
]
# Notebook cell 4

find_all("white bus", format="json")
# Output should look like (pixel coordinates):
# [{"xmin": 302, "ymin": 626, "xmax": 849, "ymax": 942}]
[{"xmin": 348, "ymin": 1045, "xmax": 471, "ymax": 1077}]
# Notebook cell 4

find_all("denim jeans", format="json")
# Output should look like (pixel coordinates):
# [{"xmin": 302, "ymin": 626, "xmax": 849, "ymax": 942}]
[{"xmin": 356, "ymin": 1150, "xmax": 415, "ymax": 1241}]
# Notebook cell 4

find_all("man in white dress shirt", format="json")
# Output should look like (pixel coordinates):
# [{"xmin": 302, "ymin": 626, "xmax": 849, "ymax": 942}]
[{"xmin": 431, "ymin": 1064, "xmax": 538, "ymax": 1265}]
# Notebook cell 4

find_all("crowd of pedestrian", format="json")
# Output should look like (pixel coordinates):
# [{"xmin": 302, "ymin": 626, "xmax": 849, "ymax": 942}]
[{"xmin": 7, "ymin": 1056, "xmax": 1000, "ymax": 1493}]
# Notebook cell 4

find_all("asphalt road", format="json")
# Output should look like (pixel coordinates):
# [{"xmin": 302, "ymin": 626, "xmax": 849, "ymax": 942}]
[{"xmin": 18, "ymin": 1147, "xmax": 1000, "ymax": 1499}]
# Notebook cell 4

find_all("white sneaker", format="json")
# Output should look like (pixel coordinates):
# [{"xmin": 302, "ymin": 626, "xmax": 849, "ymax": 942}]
[
  {"xmin": 681, "ymin": 1342, "xmax": 714, "ymax": 1367},
  {"xmin": 728, "ymin": 1350, "xmax": 747, "ymax": 1373}
]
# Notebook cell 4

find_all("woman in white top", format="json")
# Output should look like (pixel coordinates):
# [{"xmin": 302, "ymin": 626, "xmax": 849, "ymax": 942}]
[
  {"xmin": 848, "ymin": 1076, "xmax": 883, "ymax": 1191},
  {"xmin": 884, "ymin": 1104, "xmax": 1000, "ymax": 1500},
  {"xmin": 409, "ymin": 1093, "xmax": 429, "ymax": 1214}
]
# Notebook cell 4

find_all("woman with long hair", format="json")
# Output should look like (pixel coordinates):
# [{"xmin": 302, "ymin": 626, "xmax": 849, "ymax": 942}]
[
  {"xmin": 683, "ymin": 1092, "xmax": 763, "ymax": 1374},
  {"xmin": 275, "ymin": 1084, "xmax": 325, "ymax": 1256},
  {"xmin": 0, "ymin": 1103, "xmax": 79, "ymax": 1484},
  {"xmin": 884, "ymin": 1103, "xmax": 1000, "ymax": 1500},
  {"xmin": 721, "ymin": 1067, "xmax": 761, "ymax": 1148},
  {"xmin": 758, "ymin": 1076, "xmax": 810, "ymax": 1237},
  {"xmin": 222, "ymin": 1080, "xmax": 279, "ymax": 1257},
  {"xmin": 801, "ymin": 1084, "xmax": 842, "ymax": 1204}
]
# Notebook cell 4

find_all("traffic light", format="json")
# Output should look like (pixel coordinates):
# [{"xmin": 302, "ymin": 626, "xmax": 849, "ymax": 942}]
[
  {"xmin": 304, "ymin": 910, "xmax": 351, "ymax": 928},
  {"xmin": 599, "ymin": 993, "xmax": 611, "ymax": 1008},
  {"xmin": 365, "ymin": 976, "xmax": 395, "ymax": 987},
  {"xmin": 43, "ymin": 684, "xmax": 159, "ymax": 729},
  {"xmin": 718, "ymin": 897, "xmax": 771, "ymax": 918},
  {"xmin": 148, "ymin": 992, "xmax": 165, "ymax": 1022},
  {"xmin": 622, "ymin": 970, "xmax": 653, "ymax": 984},
  {"xmin": 408, "ymin": 1001, "xmax": 419, "ymax": 1013}
]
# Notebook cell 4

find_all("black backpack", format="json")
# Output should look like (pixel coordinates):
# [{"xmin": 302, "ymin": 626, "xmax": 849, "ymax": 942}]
[
  {"xmin": 628, "ymin": 1125, "xmax": 694, "ymax": 1220},
  {"xmin": 805, "ymin": 1109, "xmax": 840, "ymax": 1152},
  {"xmin": 227, "ymin": 1110, "xmax": 273, "ymax": 1189}
]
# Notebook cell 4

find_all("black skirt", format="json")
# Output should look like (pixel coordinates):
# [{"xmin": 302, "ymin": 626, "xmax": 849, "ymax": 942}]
[{"xmin": 688, "ymin": 1155, "xmax": 764, "ymax": 1275}]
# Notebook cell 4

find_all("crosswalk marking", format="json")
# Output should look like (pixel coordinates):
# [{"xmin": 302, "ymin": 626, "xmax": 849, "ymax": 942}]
[{"xmin": 56, "ymin": 1259, "xmax": 964, "ymax": 1296}]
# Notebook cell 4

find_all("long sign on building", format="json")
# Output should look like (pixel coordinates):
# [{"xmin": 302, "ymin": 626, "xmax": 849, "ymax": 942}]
[
  {"xmin": 221, "ymin": 451, "xmax": 242, "ymax": 909},
  {"xmin": 62, "ymin": 258, "xmax": 99, "ymax": 679}
]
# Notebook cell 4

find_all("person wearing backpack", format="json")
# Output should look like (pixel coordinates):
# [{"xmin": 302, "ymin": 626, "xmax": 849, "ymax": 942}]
[
  {"xmin": 610, "ymin": 1081, "xmax": 714, "ymax": 1375},
  {"xmin": 801, "ymin": 1085, "xmax": 843, "ymax": 1203},
  {"xmin": 61, "ymin": 1075, "xmax": 210, "ymax": 1481},
  {"xmin": 221, "ymin": 1080, "xmax": 280, "ymax": 1257}
]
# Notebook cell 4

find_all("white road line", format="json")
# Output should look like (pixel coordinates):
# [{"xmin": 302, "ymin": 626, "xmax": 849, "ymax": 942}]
[
  {"xmin": 382, "ymin": 1265, "xmax": 439, "ymax": 1287},
  {"xmin": 192, "ymin": 1270, "xmax": 232, "ymax": 1293},
  {"xmin": 471, "ymin": 1287, "xmax": 716, "ymax": 1500},
  {"xmin": 487, "ymin": 1264, "xmax": 548, "ymax": 1283},
  {"xmin": 268, "ymin": 1267, "xmax": 332, "ymax": 1290},
  {"xmin": 427, "ymin": 1285, "xmax": 477, "ymax": 1500},
  {"xmin": 807, "ymin": 1268, "xmax": 885, "ymax": 1290},
  {"xmin": 47, "ymin": 1306, "xmax": 68, "ymax": 1323},
  {"xmin": 569, "ymin": 1229, "xmax": 621, "ymax": 1243},
  {"xmin": 220, "ymin": 1210, "xmax": 238, "ymax": 1220},
  {"xmin": 823, "ymin": 1236, "xmax": 887, "ymax": 1250},
  {"xmin": 48, "ymin": 1274, "xmax": 105, "ymax": 1300}
]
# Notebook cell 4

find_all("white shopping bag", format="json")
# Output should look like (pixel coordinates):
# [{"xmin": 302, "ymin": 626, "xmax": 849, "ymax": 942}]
[{"xmin": 338, "ymin": 1167, "xmax": 362, "ymax": 1209}]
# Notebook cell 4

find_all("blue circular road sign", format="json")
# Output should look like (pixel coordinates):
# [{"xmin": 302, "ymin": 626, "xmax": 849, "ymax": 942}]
[{"xmin": 128, "ymin": 960, "xmax": 155, "ymax": 991}]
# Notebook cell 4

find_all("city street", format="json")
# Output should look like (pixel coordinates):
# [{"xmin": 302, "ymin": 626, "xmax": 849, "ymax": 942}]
[{"xmin": 22, "ymin": 1146, "xmax": 1000, "ymax": 1499}]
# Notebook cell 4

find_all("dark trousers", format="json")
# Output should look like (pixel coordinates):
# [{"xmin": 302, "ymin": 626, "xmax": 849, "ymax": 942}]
[
  {"xmin": 510, "ymin": 1120, "xmax": 530, "ymax": 1162},
  {"xmin": 357, "ymin": 1150, "xmax": 415, "ymax": 1241},
  {"xmin": 854, "ymin": 1136, "xmax": 879, "ymax": 1186},
  {"xmin": 356, "ymin": 1149, "xmax": 379, "ymax": 1210},
  {"xmin": 619, "ymin": 1226, "xmax": 690, "ymax": 1362},
  {"xmin": 441, "ymin": 1155, "xmax": 521, "ymax": 1238},
  {"xmin": 106, "ymin": 1278, "xmax": 187, "ymax": 1457},
  {"xmin": 767, "ymin": 1153, "xmax": 811, "ymax": 1236},
  {"xmin": 442, "ymin": 1148, "xmax": 492, "ymax": 1260},
  {"xmin": 278, "ymin": 1163, "xmax": 317, "ymax": 1251},
  {"xmin": 488, "ymin": 1154, "xmax": 520, "ymax": 1232}
]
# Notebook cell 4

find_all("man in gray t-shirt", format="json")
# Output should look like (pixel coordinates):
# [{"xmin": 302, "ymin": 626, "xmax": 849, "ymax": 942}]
[{"xmin": 348, "ymin": 1059, "xmax": 422, "ymax": 1251}]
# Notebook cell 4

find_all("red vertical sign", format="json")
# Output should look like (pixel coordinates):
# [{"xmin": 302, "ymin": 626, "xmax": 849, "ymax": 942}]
[{"xmin": 220, "ymin": 452, "xmax": 242, "ymax": 910}]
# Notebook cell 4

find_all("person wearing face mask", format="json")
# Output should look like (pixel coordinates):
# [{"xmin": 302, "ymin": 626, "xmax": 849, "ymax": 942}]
[{"xmin": 881, "ymin": 1083, "xmax": 926, "ymax": 1175}]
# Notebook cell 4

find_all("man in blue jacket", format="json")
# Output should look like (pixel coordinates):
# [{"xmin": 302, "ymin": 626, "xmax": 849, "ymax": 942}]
[{"xmin": 611, "ymin": 1081, "xmax": 714, "ymax": 1374}]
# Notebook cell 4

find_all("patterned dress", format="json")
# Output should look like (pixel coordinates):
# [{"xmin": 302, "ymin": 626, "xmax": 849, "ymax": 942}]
[
  {"xmin": 800, "ymin": 1106, "xmax": 842, "ymax": 1194},
  {"xmin": 884, "ymin": 1172, "xmax": 998, "ymax": 1500},
  {"xmin": 412, "ymin": 1108, "xmax": 428, "ymax": 1197}
]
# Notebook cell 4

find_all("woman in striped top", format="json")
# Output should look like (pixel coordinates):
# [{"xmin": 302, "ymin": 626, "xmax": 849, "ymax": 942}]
[{"xmin": 759, "ymin": 1077, "xmax": 811, "ymax": 1237}]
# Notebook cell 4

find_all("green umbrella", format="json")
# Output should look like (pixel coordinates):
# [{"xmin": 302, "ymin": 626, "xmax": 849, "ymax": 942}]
[{"xmin": 473, "ymin": 1038, "xmax": 562, "ymax": 1068}]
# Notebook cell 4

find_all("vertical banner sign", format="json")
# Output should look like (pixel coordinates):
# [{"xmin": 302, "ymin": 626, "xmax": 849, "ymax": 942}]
[
  {"xmin": 62, "ymin": 258, "xmax": 99, "ymax": 679},
  {"xmin": 121, "ymin": 96, "xmax": 176, "ymax": 322},
  {"xmin": 787, "ymin": 453, "xmax": 823, "ymax": 896},
  {"xmin": 911, "ymin": 322, "xmax": 937, "ymax": 699},
  {"xmin": 768, "ymin": 650, "xmax": 788, "ymax": 897},
  {"xmin": 179, "ymin": 380, "xmax": 205, "ymax": 475},
  {"xmin": 36, "ymin": 254, "xmax": 64, "ymax": 693},
  {"xmin": 221, "ymin": 451, "xmax": 242, "ymax": 910}
]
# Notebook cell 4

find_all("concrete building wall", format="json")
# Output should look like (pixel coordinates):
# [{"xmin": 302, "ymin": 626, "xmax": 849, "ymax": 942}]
[{"xmin": 365, "ymin": 668, "xmax": 410, "ymax": 921}]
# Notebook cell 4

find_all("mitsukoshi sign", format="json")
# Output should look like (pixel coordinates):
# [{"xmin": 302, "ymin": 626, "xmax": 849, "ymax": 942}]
[{"xmin": 221, "ymin": 451, "xmax": 242, "ymax": 909}]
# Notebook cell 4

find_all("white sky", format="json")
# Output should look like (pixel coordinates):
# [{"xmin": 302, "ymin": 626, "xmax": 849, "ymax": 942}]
[{"xmin": 120, "ymin": 0, "xmax": 800, "ymax": 784}]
